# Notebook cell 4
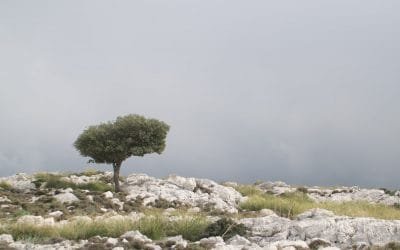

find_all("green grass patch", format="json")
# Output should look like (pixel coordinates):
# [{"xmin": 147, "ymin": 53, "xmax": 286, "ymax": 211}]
[
  {"xmin": 0, "ymin": 181, "xmax": 12, "ymax": 190},
  {"xmin": 240, "ymin": 192, "xmax": 400, "ymax": 220},
  {"xmin": 167, "ymin": 216, "xmax": 210, "ymax": 241},
  {"xmin": 0, "ymin": 213, "xmax": 215, "ymax": 243},
  {"xmin": 235, "ymin": 185, "xmax": 263, "ymax": 196},
  {"xmin": 77, "ymin": 182, "xmax": 113, "ymax": 192}
]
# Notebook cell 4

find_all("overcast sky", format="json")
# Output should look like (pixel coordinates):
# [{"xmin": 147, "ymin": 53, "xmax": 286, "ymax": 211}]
[{"xmin": 1, "ymin": 1, "xmax": 399, "ymax": 188}]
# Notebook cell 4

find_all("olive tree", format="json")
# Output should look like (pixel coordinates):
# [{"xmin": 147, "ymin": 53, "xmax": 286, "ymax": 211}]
[{"xmin": 74, "ymin": 114, "xmax": 170, "ymax": 192}]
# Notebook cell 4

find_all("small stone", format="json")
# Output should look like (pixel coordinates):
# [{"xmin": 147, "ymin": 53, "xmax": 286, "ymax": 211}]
[
  {"xmin": 112, "ymin": 247, "xmax": 124, "ymax": 250},
  {"xmin": 103, "ymin": 191, "xmax": 113, "ymax": 199},
  {"xmin": 87, "ymin": 195, "xmax": 94, "ymax": 202},
  {"xmin": 0, "ymin": 234, "xmax": 13, "ymax": 244},
  {"xmin": 106, "ymin": 237, "xmax": 118, "ymax": 245},
  {"xmin": 64, "ymin": 188, "xmax": 74, "ymax": 193},
  {"xmin": 259, "ymin": 208, "xmax": 276, "ymax": 216},
  {"xmin": 111, "ymin": 198, "xmax": 124, "ymax": 210},
  {"xmin": 120, "ymin": 230, "xmax": 152, "ymax": 244},
  {"xmin": 226, "ymin": 235, "xmax": 250, "ymax": 246},
  {"xmin": 100, "ymin": 208, "xmax": 108, "ymax": 213},
  {"xmin": 165, "ymin": 235, "xmax": 188, "ymax": 248},
  {"xmin": 49, "ymin": 211, "xmax": 63, "ymax": 218},
  {"xmin": 145, "ymin": 243, "xmax": 162, "ymax": 250},
  {"xmin": 199, "ymin": 236, "xmax": 224, "ymax": 248},
  {"xmin": 0, "ymin": 196, "xmax": 11, "ymax": 203}
]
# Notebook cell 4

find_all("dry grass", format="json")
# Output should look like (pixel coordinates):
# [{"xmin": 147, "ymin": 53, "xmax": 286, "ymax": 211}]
[
  {"xmin": 0, "ymin": 212, "xmax": 211, "ymax": 243},
  {"xmin": 240, "ymin": 192, "xmax": 400, "ymax": 220}
]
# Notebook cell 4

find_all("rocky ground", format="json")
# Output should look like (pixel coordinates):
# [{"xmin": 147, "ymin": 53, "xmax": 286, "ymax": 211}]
[{"xmin": 0, "ymin": 171, "xmax": 399, "ymax": 250}]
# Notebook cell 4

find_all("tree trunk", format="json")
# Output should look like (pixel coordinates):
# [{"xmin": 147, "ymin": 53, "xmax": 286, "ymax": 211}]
[{"xmin": 113, "ymin": 162, "xmax": 122, "ymax": 192}]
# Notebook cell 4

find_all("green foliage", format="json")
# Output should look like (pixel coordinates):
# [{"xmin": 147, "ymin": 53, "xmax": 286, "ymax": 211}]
[
  {"xmin": 74, "ymin": 114, "xmax": 170, "ymax": 165},
  {"xmin": 200, "ymin": 217, "xmax": 247, "ymax": 241}
]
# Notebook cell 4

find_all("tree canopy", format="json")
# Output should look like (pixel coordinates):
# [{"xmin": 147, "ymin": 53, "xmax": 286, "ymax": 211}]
[
  {"xmin": 74, "ymin": 114, "xmax": 170, "ymax": 192},
  {"xmin": 74, "ymin": 114, "xmax": 170, "ymax": 165}
]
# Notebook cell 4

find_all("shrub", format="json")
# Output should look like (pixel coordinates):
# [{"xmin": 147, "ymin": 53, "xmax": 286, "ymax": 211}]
[
  {"xmin": 297, "ymin": 186, "xmax": 308, "ymax": 193},
  {"xmin": 380, "ymin": 188, "xmax": 397, "ymax": 196}
]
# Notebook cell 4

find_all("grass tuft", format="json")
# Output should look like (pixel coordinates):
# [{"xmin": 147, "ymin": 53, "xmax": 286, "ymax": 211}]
[
  {"xmin": 0, "ymin": 181, "xmax": 12, "ymax": 190},
  {"xmin": 235, "ymin": 185, "xmax": 263, "ymax": 196}
]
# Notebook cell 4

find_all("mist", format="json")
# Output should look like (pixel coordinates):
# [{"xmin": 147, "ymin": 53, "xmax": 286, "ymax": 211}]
[{"xmin": 1, "ymin": 1, "xmax": 399, "ymax": 189}]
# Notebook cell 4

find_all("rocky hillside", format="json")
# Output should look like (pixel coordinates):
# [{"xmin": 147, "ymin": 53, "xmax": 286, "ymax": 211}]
[{"xmin": 0, "ymin": 171, "xmax": 399, "ymax": 250}]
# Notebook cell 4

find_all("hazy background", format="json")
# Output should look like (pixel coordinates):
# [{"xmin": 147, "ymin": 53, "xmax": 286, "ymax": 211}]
[{"xmin": 1, "ymin": 1, "xmax": 399, "ymax": 188}]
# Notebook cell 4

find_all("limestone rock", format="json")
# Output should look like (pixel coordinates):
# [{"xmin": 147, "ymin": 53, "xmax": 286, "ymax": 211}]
[
  {"xmin": 165, "ymin": 235, "xmax": 188, "ymax": 248},
  {"xmin": 103, "ymin": 191, "xmax": 113, "ymax": 199},
  {"xmin": 0, "ymin": 173, "xmax": 35, "ymax": 192},
  {"xmin": 123, "ymin": 173, "xmax": 243, "ymax": 213},
  {"xmin": 49, "ymin": 211, "xmax": 63, "ymax": 218},
  {"xmin": 120, "ymin": 230, "xmax": 152, "ymax": 244},
  {"xmin": 0, "ymin": 234, "xmax": 13, "ymax": 245},
  {"xmin": 199, "ymin": 236, "xmax": 225, "ymax": 249},
  {"xmin": 17, "ymin": 215, "xmax": 54, "ymax": 226},
  {"xmin": 239, "ymin": 208, "xmax": 400, "ymax": 249},
  {"xmin": 54, "ymin": 192, "xmax": 79, "ymax": 204},
  {"xmin": 0, "ymin": 196, "xmax": 11, "ymax": 203},
  {"xmin": 106, "ymin": 237, "xmax": 118, "ymax": 245}
]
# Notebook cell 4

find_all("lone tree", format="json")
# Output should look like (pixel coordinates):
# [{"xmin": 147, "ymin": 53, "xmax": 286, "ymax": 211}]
[{"xmin": 74, "ymin": 114, "xmax": 170, "ymax": 192}]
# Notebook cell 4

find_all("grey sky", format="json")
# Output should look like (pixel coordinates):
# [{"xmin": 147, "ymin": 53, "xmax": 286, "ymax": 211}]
[{"xmin": 1, "ymin": 1, "xmax": 399, "ymax": 188}]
